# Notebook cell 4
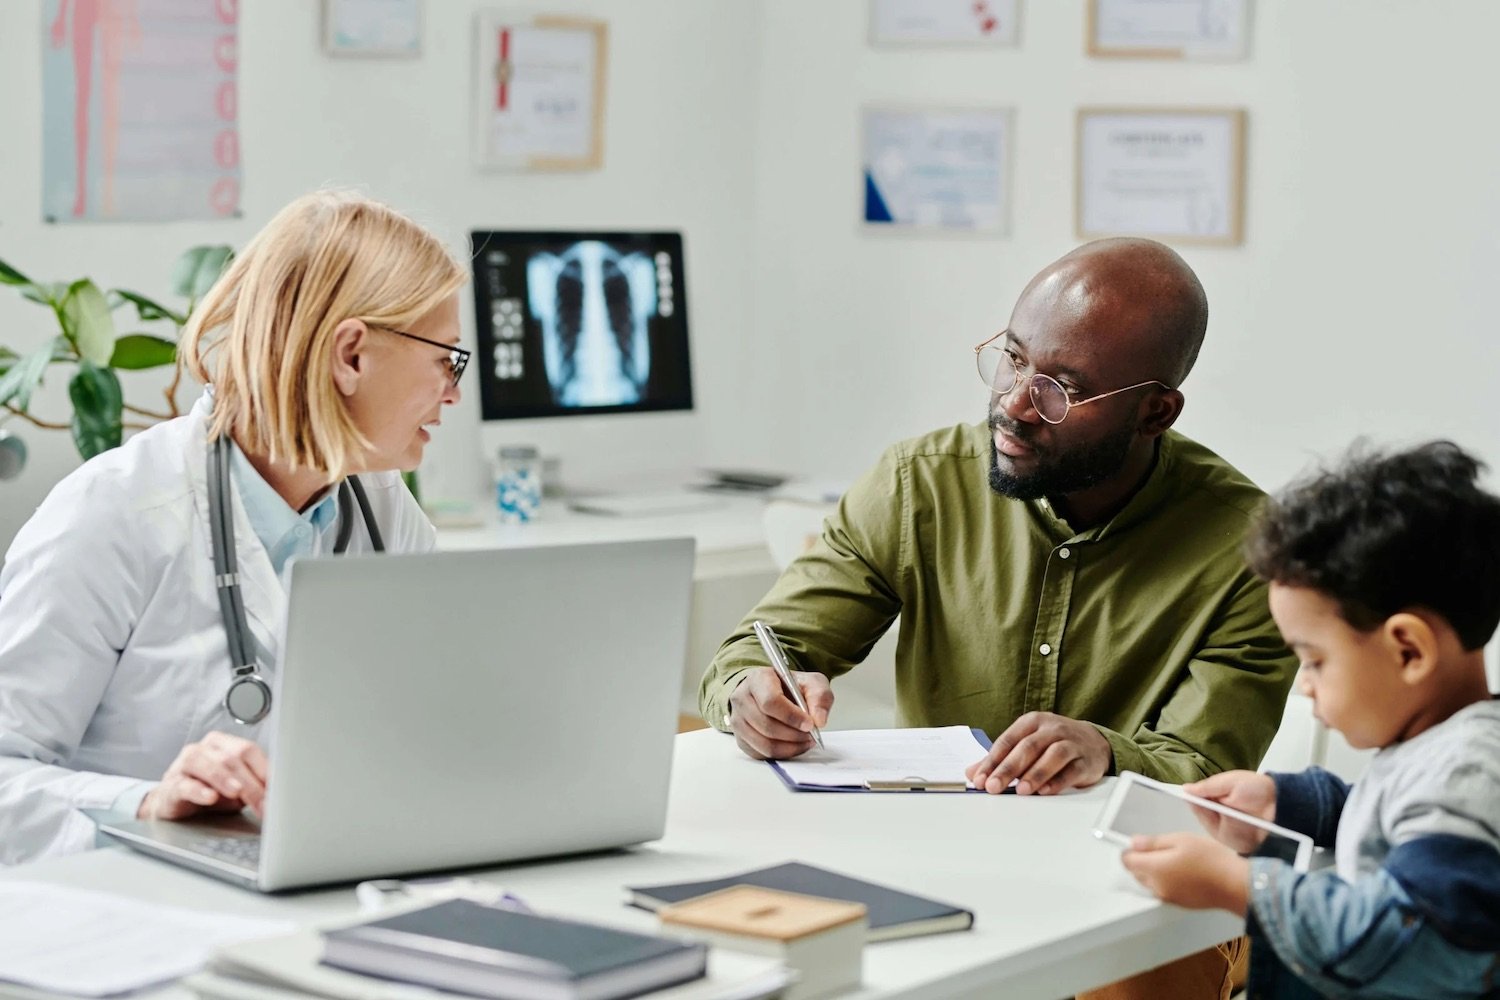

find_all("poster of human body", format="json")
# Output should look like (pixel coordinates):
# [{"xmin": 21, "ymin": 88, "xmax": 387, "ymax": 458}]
[{"xmin": 42, "ymin": 0, "xmax": 240, "ymax": 223}]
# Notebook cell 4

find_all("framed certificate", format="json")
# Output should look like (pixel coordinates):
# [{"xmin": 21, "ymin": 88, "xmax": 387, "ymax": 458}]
[
  {"xmin": 322, "ymin": 0, "xmax": 421, "ymax": 57},
  {"xmin": 869, "ymin": 0, "xmax": 1021, "ymax": 47},
  {"xmin": 862, "ymin": 106, "xmax": 1013, "ymax": 234},
  {"xmin": 1076, "ymin": 108, "xmax": 1246, "ymax": 246},
  {"xmin": 472, "ymin": 14, "xmax": 607, "ymax": 170},
  {"xmin": 1088, "ymin": 0, "xmax": 1251, "ymax": 60}
]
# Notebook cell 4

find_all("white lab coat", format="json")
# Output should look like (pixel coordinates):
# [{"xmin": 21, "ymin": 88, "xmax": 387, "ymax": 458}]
[{"xmin": 0, "ymin": 393, "xmax": 435, "ymax": 864}]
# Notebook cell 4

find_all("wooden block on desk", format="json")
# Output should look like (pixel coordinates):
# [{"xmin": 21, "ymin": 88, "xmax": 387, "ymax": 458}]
[
  {"xmin": 659, "ymin": 886, "xmax": 865, "ymax": 1000},
  {"xmin": 677, "ymin": 713, "xmax": 710, "ymax": 733}
]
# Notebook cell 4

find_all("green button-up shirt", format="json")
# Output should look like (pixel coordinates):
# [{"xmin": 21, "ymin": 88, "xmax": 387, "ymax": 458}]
[{"xmin": 699, "ymin": 423, "xmax": 1298, "ymax": 783}]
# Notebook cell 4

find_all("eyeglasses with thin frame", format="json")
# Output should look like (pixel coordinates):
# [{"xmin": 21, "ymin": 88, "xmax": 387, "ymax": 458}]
[
  {"xmin": 375, "ymin": 326, "xmax": 470, "ymax": 388},
  {"xmin": 973, "ymin": 332, "xmax": 1171, "ymax": 425}
]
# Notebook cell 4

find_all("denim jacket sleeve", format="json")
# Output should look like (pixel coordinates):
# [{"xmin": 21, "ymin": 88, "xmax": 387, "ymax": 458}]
[
  {"xmin": 1245, "ymin": 847, "xmax": 1500, "ymax": 999},
  {"xmin": 1268, "ymin": 767, "xmax": 1350, "ymax": 848}
]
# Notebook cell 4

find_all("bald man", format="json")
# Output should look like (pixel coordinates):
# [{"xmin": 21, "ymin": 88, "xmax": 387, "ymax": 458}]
[{"xmin": 698, "ymin": 239, "xmax": 1296, "ymax": 999}]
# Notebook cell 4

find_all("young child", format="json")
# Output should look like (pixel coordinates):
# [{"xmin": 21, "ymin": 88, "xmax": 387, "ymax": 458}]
[{"xmin": 1121, "ymin": 442, "xmax": 1500, "ymax": 999}]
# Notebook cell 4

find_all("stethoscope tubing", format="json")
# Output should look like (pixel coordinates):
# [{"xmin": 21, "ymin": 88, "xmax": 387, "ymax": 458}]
[{"xmin": 207, "ymin": 435, "xmax": 382, "ymax": 724}]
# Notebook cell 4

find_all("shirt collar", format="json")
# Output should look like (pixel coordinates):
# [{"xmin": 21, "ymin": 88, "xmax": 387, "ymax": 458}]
[
  {"xmin": 1030, "ymin": 434, "xmax": 1179, "ymax": 544},
  {"xmin": 228, "ymin": 442, "xmax": 340, "ymax": 553}
]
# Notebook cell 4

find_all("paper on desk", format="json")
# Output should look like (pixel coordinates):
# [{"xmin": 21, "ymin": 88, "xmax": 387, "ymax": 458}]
[
  {"xmin": 774, "ymin": 726, "xmax": 988, "ymax": 787},
  {"xmin": 0, "ymin": 881, "xmax": 293, "ymax": 997}
]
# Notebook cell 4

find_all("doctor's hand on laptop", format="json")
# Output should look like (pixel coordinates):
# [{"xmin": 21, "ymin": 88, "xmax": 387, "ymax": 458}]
[
  {"xmin": 727, "ymin": 667, "xmax": 833, "ymax": 760},
  {"xmin": 137, "ymin": 732, "xmax": 269, "ymax": 820}
]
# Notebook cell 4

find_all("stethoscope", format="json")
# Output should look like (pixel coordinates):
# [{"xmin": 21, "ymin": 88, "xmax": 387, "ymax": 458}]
[{"xmin": 206, "ymin": 434, "xmax": 385, "ymax": 725}]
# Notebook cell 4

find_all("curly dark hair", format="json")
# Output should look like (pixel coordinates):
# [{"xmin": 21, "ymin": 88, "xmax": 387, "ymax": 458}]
[{"xmin": 1246, "ymin": 441, "xmax": 1500, "ymax": 650}]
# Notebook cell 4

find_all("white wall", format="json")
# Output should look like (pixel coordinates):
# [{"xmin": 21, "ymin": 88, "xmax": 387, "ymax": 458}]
[
  {"xmin": 7, "ymin": 0, "xmax": 1500, "ymax": 603},
  {"xmin": 751, "ymin": 1, "xmax": 1500, "ymax": 495},
  {"xmin": 0, "ymin": 0, "xmax": 763, "ymax": 541}
]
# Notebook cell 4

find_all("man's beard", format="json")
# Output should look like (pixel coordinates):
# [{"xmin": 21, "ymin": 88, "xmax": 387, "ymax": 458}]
[{"xmin": 986, "ymin": 410, "xmax": 1136, "ymax": 501}]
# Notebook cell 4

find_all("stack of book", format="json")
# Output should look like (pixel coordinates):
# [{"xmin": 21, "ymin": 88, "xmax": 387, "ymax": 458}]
[
  {"xmin": 320, "ymin": 900, "xmax": 707, "ymax": 1000},
  {"xmin": 184, "ymin": 899, "xmax": 792, "ymax": 1000}
]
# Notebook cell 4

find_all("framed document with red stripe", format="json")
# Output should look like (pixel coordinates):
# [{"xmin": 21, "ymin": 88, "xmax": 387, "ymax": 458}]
[{"xmin": 472, "ymin": 13, "xmax": 607, "ymax": 170}]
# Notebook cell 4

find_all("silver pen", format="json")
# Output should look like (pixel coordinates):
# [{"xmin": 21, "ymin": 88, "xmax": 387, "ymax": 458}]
[{"xmin": 751, "ymin": 620, "xmax": 824, "ymax": 749}]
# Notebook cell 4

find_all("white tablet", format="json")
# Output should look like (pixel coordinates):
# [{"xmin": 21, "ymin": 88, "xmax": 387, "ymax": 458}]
[{"xmin": 1094, "ymin": 771, "xmax": 1314, "ymax": 872}]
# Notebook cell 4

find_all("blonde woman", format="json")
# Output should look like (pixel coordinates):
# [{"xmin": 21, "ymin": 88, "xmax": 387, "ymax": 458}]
[{"xmin": 0, "ymin": 191, "xmax": 469, "ymax": 864}]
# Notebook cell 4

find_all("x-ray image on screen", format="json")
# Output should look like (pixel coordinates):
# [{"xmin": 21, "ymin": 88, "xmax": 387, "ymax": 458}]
[
  {"xmin": 470, "ymin": 231, "xmax": 693, "ymax": 421},
  {"xmin": 529, "ymin": 241, "xmax": 655, "ymax": 406}
]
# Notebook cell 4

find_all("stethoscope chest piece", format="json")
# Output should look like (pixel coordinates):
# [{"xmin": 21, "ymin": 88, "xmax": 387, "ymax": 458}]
[{"xmin": 225, "ymin": 672, "xmax": 272, "ymax": 726}]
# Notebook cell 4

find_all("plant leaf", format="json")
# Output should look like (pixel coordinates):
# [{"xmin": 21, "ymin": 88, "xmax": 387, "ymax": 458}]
[
  {"xmin": 191, "ymin": 245, "xmax": 234, "ymax": 299},
  {"xmin": 69, "ymin": 362, "xmax": 124, "ymax": 459},
  {"xmin": 0, "ymin": 258, "xmax": 32, "ymax": 286},
  {"xmin": 110, "ymin": 333, "xmax": 178, "ymax": 370},
  {"xmin": 21, "ymin": 281, "xmax": 68, "ymax": 307},
  {"xmin": 110, "ymin": 289, "xmax": 187, "ymax": 326},
  {"xmin": 63, "ymin": 280, "xmax": 117, "ymax": 366},
  {"xmin": 169, "ymin": 247, "xmax": 206, "ymax": 298},
  {"xmin": 0, "ymin": 339, "xmax": 61, "ymax": 411},
  {"xmin": 171, "ymin": 245, "xmax": 234, "ymax": 300}
]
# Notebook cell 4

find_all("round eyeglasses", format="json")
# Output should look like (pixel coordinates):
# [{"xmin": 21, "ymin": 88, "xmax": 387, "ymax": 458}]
[{"xmin": 973, "ymin": 334, "xmax": 1171, "ymax": 425}]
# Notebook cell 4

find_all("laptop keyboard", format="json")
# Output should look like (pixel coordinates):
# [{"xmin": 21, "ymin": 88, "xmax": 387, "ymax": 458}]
[{"xmin": 181, "ymin": 834, "xmax": 261, "ymax": 868}]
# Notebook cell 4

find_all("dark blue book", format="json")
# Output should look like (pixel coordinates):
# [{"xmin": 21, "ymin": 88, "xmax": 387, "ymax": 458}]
[
  {"xmin": 627, "ymin": 862, "xmax": 973, "ymax": 942},
  {"xmin": 321, "ymin": 900, "xmax": 707, "ymax": 1000}
]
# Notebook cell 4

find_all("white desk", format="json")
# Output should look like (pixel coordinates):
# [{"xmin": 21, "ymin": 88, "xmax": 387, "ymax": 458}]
[
  {"xmin": 434, "ymin": 494, "xmax": 773, "ymax": 563},
  {"xmin": 0, "ymin": 731, "xmax": 1241, "ymax": 1000},
  {"xmin": 434, "ymin": 496, "xmax": 782, "ymax": 718}
]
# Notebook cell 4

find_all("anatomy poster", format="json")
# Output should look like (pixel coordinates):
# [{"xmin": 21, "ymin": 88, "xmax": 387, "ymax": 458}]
[{"xmin": 42, "ymin": 0, "xmax": 241, "ymax": 223}]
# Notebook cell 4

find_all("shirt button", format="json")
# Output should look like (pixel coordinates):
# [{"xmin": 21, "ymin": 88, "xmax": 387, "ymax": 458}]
[
  {"xmin": 1059, "ymin": 547, "xmax": 1071, "ymax": 559},
  {"xmin": 1039, "ymin": 643, "xmax": 1052, "ymax": 655},
  {"xmin": 1253, "ymin": 872, "xmax": 1269, "ymax": 891}
]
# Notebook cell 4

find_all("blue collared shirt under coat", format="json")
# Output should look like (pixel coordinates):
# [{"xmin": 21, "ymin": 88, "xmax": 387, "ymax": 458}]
[{"xmin": 228, "ymin": 441, "xmax": 340, "ymax": 579}]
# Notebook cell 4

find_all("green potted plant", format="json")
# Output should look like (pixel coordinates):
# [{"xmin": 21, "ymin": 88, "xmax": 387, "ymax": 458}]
[{"xmin": 0, "ymin": 246, "xmax": 233, "ymax": 459}]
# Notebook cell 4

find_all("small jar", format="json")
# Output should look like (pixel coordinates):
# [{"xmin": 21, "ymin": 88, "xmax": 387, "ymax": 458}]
[{"xmin": 495, "ymin": 445, "xmax": 542, "ymax": 523}]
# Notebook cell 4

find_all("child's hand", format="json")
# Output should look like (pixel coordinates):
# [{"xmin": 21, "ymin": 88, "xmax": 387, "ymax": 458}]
[
  {"xmin": 1121, "ymin": 833, "xmax": 1250, "ymax": 915},
  {"xmin": 1183, "ymin": 770, "xmax": 1277, "ymax": 852}
]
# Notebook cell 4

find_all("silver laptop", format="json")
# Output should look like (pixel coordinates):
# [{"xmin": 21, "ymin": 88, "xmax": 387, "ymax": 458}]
[{"xmin": 92, "ymin": 538, "xmax": 694, "ymax": 892}]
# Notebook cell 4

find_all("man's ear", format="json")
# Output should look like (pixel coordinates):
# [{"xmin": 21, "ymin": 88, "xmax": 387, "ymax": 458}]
[
  {"xmin": 330, "ymin": 319, "xmax": 369, "ymax": 397},
  {"xmin": 1384, "ymin": 612, "xmax": 1440, "ymax": 686},
  {"xmin": 1139, "ymin": 388, "xmax": 1184, "ymax": 438}
]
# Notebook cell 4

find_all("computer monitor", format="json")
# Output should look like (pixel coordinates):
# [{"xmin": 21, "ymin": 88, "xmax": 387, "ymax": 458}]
[{"xmin": 469, "ymin": 231, "xmax": 694, "ymax": 421}]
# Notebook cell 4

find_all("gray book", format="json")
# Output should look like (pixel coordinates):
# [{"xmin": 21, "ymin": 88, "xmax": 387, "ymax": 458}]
[
  {"xmin": 627, "ymin": 862, "xmax": 973, "ymax": 942},
  {"xmin": 321, "ymin": 900, "xmax": 707, "ymax": 1000}
]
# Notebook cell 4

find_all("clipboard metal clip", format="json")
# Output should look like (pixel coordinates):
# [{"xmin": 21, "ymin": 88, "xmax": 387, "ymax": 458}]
[{"xmin": 864, "ymin": 776, "xmax": 970, "ymax": 792}]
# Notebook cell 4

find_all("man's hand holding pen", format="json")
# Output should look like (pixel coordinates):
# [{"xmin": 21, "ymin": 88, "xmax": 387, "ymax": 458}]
[{"xmin": 728, "ymin": 668, "xmax": 834, "ymax": 761}]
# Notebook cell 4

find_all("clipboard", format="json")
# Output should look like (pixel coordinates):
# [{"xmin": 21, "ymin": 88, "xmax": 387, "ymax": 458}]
[{"xmin": 767, "ymin": 727, "xmax": 1006, "ymax": 793}]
